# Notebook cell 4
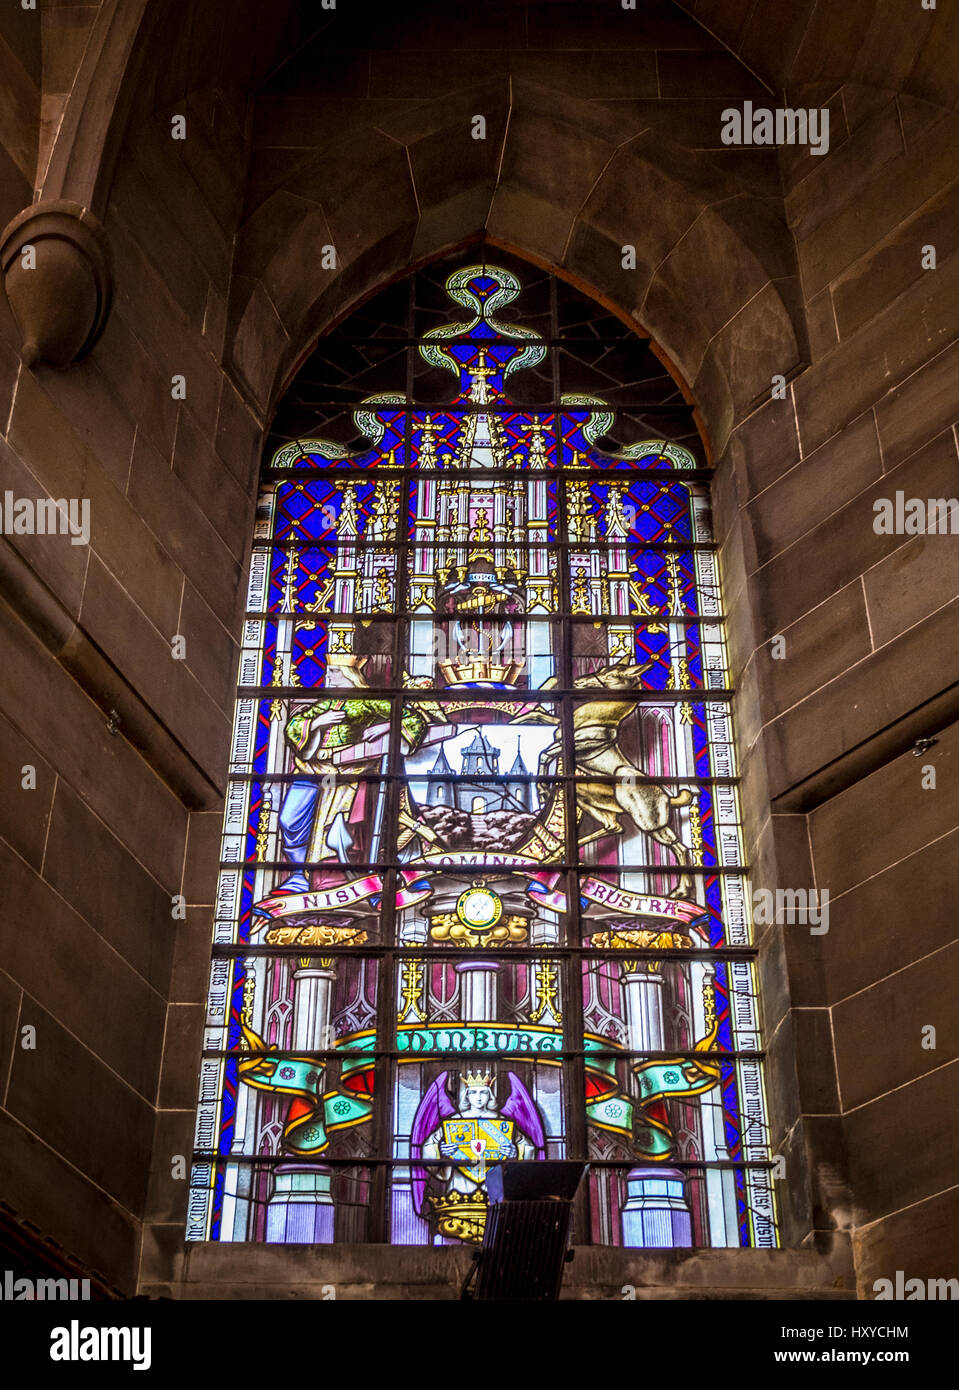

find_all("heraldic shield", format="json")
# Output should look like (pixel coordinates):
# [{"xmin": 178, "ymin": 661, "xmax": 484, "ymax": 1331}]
[{"xmin": 444, "ymin": 1116, "xmax": 515, "ymax": 1181}]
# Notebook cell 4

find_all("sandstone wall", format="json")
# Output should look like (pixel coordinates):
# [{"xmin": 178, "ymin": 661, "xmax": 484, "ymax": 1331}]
[{"xmin": 0, "ymin": 0, "xmax": 954, "ymax": 1299}]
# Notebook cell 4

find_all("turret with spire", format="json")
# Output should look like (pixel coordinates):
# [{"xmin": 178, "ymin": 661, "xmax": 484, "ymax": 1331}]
[
  {"xmin": 423, "ymin": 728, "xmax": 532, "ymax": 816},
  {"xmin": 505, "ymin": 737, "xmax": 531, "ymax": 812}
]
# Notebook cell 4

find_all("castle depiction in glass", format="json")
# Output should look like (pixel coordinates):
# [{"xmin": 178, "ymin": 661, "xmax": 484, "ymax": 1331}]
[{"xmin": 190, "ymin": 263, "xmax": 776, "ymax": 1250}]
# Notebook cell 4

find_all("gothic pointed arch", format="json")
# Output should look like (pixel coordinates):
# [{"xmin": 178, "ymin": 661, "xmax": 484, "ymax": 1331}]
[{"xmin": 190, "ymin": 252, "xmax": 777, "ymax": 1251}]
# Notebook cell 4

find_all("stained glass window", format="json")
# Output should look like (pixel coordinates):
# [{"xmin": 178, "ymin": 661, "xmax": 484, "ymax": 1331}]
[{"xmin": 189, "ymin": 256, "xmax": 778, "ymax": 1249}]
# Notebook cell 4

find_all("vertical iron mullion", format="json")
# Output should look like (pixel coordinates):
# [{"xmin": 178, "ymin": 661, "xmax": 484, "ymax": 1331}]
[
  {"xmin": 552, "ymin": 277, "xmax": 589, "ymax": 1245},
  {"xmin": 367, "ymin": 277, "xmax": 416, "ymax": 1242}
]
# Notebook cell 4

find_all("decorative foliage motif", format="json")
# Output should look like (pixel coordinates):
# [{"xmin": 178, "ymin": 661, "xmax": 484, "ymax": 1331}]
[{"xmin": 189, "ymin": 261, "xmax": 776, "ymax": 1251}]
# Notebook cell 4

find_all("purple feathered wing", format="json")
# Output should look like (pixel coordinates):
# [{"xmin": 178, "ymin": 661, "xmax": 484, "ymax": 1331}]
[
  {"xmin": 502, "ymin": 1072, "xmax": 546, "ymax": 1154},
  {"xmin": 411, "ymin": 1071, "xmax": 455, "ymax": 1215}
]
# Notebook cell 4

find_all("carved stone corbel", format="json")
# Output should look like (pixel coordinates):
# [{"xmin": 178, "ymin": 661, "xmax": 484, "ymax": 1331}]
[{"xmin": 0, "ymin": 200, "xmax": 112, "ymax": 369}]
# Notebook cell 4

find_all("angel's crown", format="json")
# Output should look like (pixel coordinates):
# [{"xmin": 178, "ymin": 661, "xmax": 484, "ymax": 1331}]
[{"xmin": 464, "ymin": 1070, "xmax": 494, "ymax": 1089}]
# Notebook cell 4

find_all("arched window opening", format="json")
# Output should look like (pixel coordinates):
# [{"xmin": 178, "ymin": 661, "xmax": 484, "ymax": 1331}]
[{"xmin": 189, "ymin": 253, "xmax": 777, "ymax": 1250}]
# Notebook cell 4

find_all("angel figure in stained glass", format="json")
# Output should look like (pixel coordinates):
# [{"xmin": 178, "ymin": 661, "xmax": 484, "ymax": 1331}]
[{"xmin": 411, "ymin": 1071, "xmax": 545, "ymax": 1243}]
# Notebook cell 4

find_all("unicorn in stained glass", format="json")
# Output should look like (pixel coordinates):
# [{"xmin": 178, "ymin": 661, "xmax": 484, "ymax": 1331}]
[{"xmin": 520, "ymin": 658, "xmax": 696, "ymax": 897}]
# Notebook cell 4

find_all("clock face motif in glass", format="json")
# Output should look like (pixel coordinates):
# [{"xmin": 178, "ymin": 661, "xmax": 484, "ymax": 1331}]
[{"xmin": 456, "ymin": 886, "xmax": 503, "ymax": 930}]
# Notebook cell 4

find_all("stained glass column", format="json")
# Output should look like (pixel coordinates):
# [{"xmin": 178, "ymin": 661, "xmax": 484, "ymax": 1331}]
[
  {"xmin": 619, "ymin": 961, "xmax": 693, "ymax": 1247},
  {"xmin": 265, "ymin": 956, "xmax": 337, "ymax": 1243}
]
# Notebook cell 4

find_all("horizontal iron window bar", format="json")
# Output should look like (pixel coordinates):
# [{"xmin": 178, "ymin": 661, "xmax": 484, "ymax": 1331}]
[
  {"xmin": 266, "ymin": 399, "xmax": 703, "ymax": 414},
  {"xmin": 241, "ymin": 605, "xmax": 724, "ymax": 618},
  {"xmin": 239, "ymin": 632, "xmax": 726, "ymax": 647},
  {"xmin": 223, "ymin": 771, "xmax": 740, "ymax": 786},
  {"xmin": 239, "ymin": 611, "xmax": 720, "ymax": 622},
  {"xmin": 220, "ymin": 857, "xmax": 741, "ymax": 873},
  {"xmin": 232, "ymin": 684, "xmax": 733, "ymax": 700},
  {"xmin": 240, "ymin": 612, "xmax": 725, "ymax": 627},
  {"xmin": 218, "ymin": 859, "xmax": 749, "ymax": 876},
  {"xmin": 262, "ymin": 464, "xmax": 711, "ymax": 480},
  {"xmin": 190, "ymin": 1154, "xmax": 774, "ymax": 1171},
  {"xmin": 200, "ymin": 1047, "xmax": 765, "ymax": 1063},
  {"xmin": 249, "ymin": 539, "xmax": 720, "ymax": 554},
  {"xmin": 261, "ymin": 467, "xmax": 716, "ymax": 484},
  {"xmin": 209, "ymin": 945, "xmax": 759, "ymax": 961}
]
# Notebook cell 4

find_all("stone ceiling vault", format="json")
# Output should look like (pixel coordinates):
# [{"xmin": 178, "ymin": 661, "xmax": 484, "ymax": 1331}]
[{"xmin": 8, "ymin": 0, "xmax": 959, "ymax": 454}]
